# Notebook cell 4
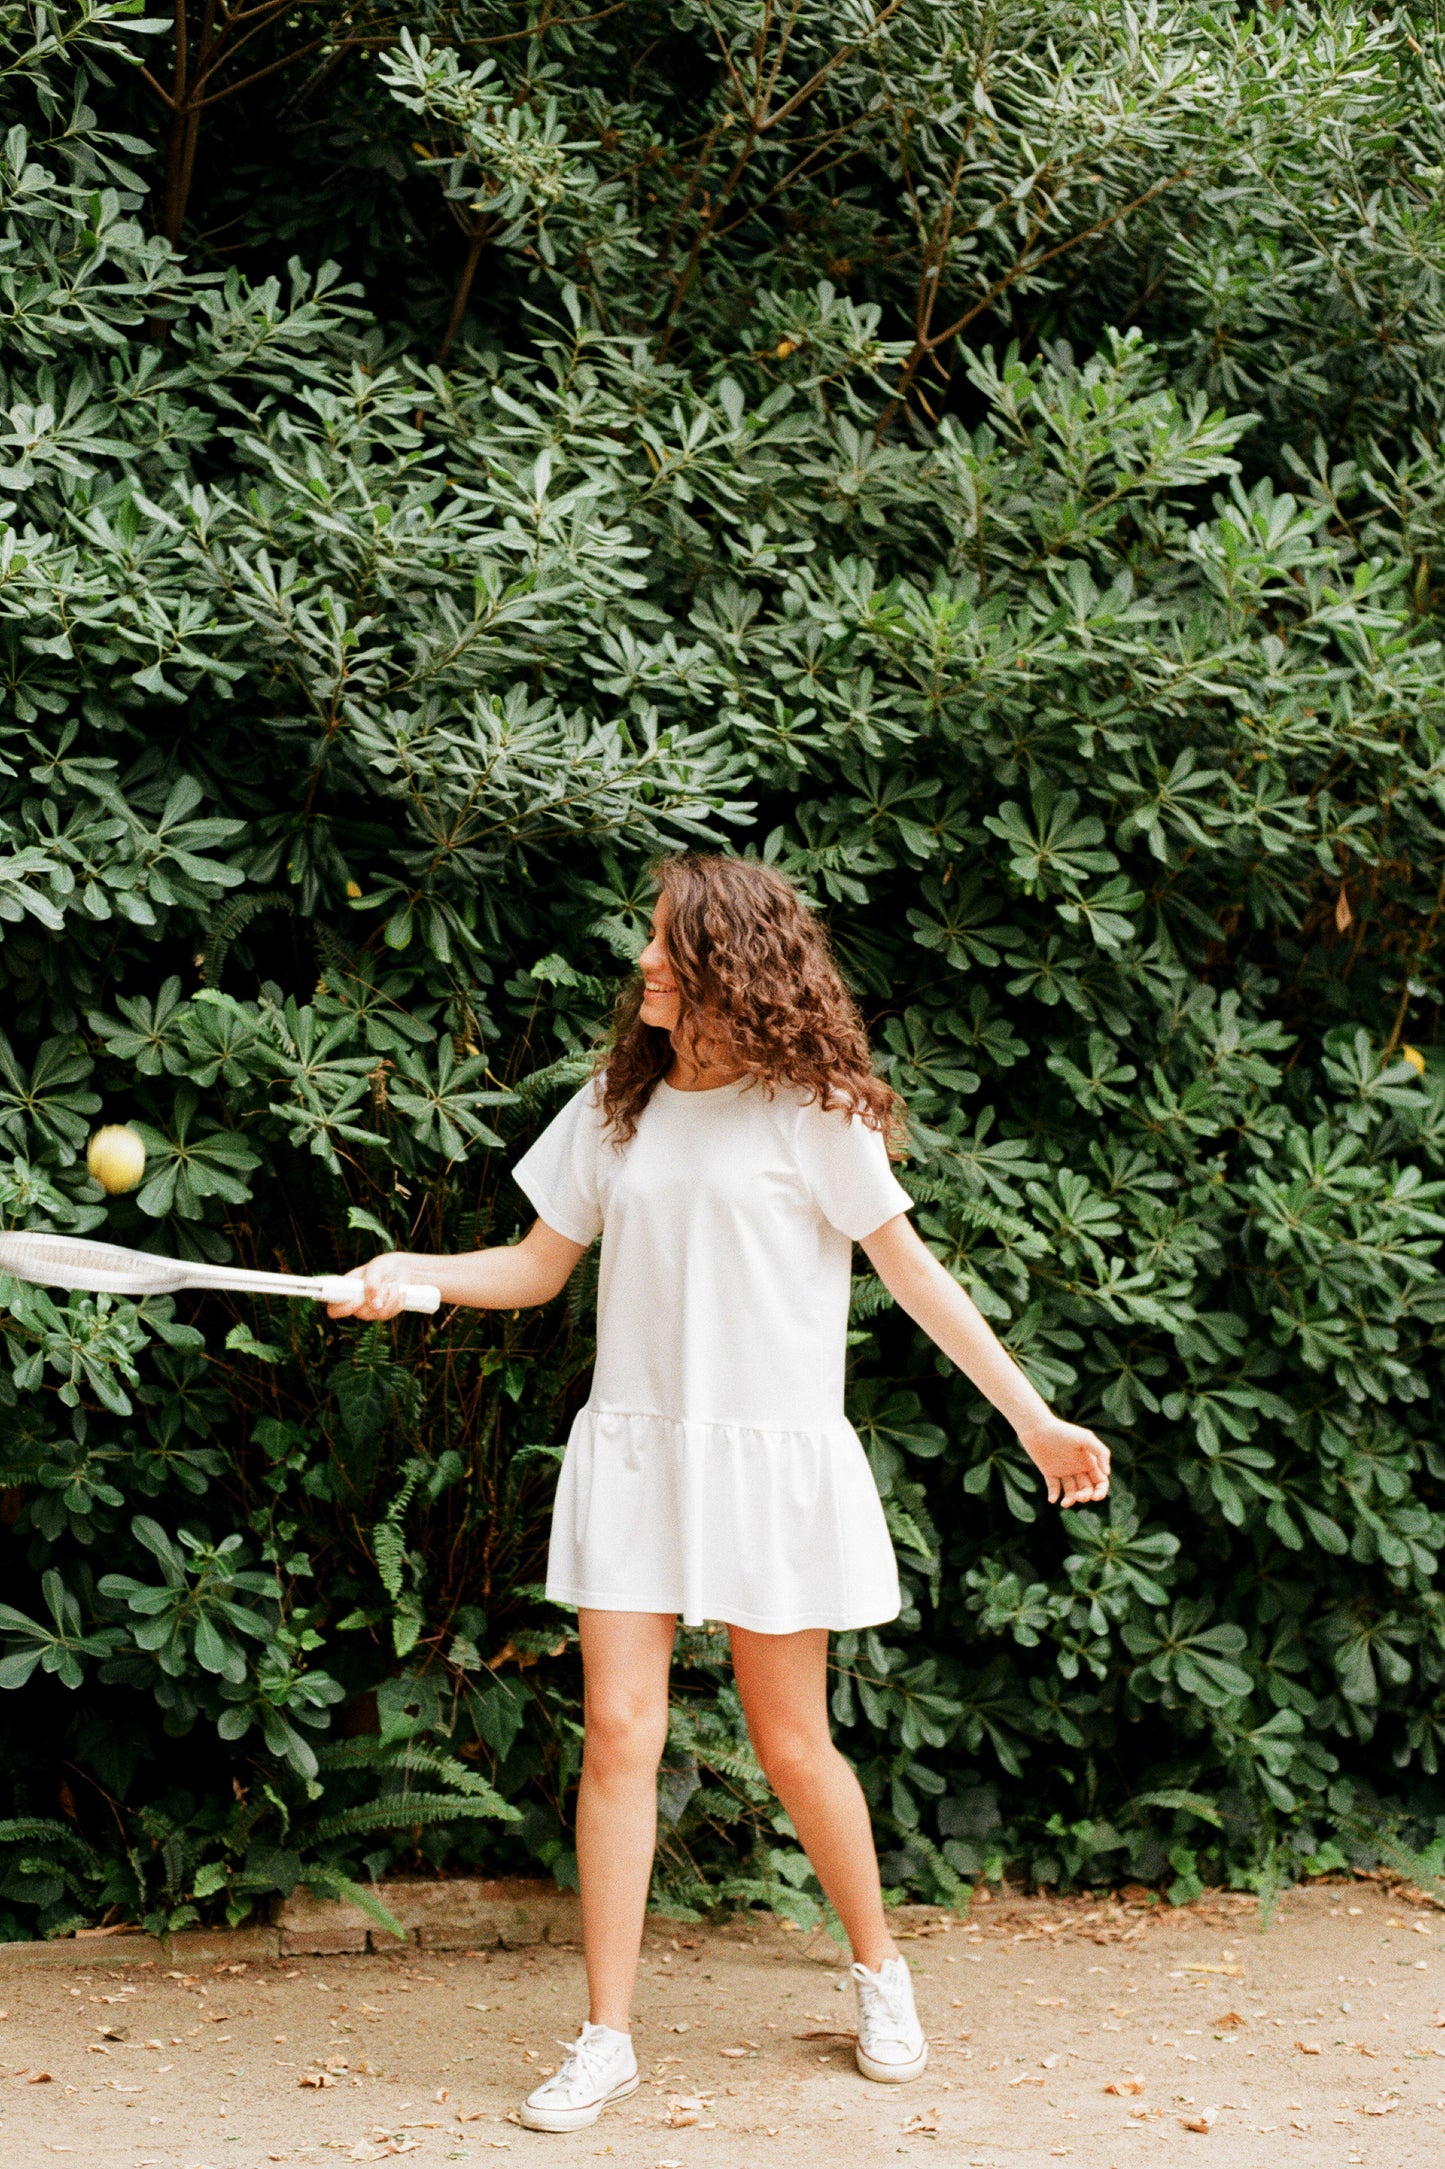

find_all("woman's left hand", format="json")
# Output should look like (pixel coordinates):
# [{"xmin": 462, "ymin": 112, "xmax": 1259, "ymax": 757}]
[{"xmin": 1018, "ymin": 1417, "xmax": 1110, "ymax": 1508}]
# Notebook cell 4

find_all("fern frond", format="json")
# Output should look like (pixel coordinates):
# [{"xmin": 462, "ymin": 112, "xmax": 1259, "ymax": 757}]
[
  {"xmin": 311, "ymin": 1739, "xmax": 400, "ymax": 1774},
  {"xmin": 849, "ymin": 1274, "xmax": 897, "ymax": 1322},
  {"xmin": 201, "ymin": 890, "xmax": 294, "ymax": 986},
  {"xmin": 883, "ymin": 1500, "xmax": 938, "ymax": 1566},
  {"xmin": 695, "ymin": 1744, "xmax": 768, "ymax": 1789},
  {"xmin": 308, "ymin": 1792, "xmax": 519, "ymax": 1844},
  {"xmin": 15, "ymin": 1855, "xmax": 97, "ymax": 1900},
  {"xmin": 0, "ymin": 1819, "xmax": 102, "ymax": 1870},
  {"xmin": 1328, "ymin": 1811, "xmax": 1445, "ymax": 1908},
  {"xmin": 388, "ymin": 1745, "xmax": 520, "ymax": 1812},
  {"xmin": 312, "ymin": 921, "xmax": 359, "ymax": 977},
  {"xmin": 509, "ymin": 1053, "xmax": 595, "ymax": 1108},
  {"xmin": 41, "ymin": 1911, "xmax": 90, "ymax": 1940},
  {"xmin": 937, "ymin": 1190, "xmax": 1037, "ymax": 1243},
  {"xmin": 310, "ymin": 1737, "xmax": 518, "ymax": 1820},
  {"xmin": 885, "ymin": 1828, "xmax": 969, "ymax": 1907},
  {"xmin": 688, "ymin": 1785, "xmax": 758, "ymax": 1826},
  {"xmin": 301, "ymin": 1865, "xmax": 406, "ymax": 1942}
]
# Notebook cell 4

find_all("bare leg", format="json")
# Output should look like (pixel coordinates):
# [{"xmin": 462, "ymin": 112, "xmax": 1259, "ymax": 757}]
[
  {"xmin": 729, "ymin": 1624, "xmax": 898, "ymax": 1973},
  {"xmin": 575, "ymin": 1608, "xmax": 677, "ymax": 2030}
]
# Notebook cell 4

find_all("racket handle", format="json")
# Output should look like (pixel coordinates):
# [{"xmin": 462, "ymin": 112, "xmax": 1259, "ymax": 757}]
[{"xmin": 317, "ymin": 1277, "xmax": 442, "ymax": 1314}]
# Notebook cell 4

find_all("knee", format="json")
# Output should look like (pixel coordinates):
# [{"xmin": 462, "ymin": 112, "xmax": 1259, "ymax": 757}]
[
  {"xmin": 583, "ymin": 1692, "xmax": 668, "ymax": 1777},
  {"xmin": 751, "ymin": 1723, "xmax": 833, "ymax": 1795}
]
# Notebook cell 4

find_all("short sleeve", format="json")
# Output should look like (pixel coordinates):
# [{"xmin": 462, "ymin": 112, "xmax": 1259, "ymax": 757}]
[
  {"xmin": 511, "ymin": 1080, "xmax": 606, "ymax": 1246},
  {"xmin": 792, "ymin": 1098, "xmax": 913, "ymax": 1240}
]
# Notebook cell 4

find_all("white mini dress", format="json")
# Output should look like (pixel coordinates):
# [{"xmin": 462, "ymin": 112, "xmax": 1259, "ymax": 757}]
[{"xmin": 512, "ymin": 1072, "xmax": 913, "ymax": 1634}]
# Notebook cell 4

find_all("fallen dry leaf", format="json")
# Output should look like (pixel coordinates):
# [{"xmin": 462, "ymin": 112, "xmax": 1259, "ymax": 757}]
[
  {"xmin": 902, "ymin": 2111, "xmax": 939, "ymax": 2134},
  {"xmin": 29, "ymin": 2070, "xmax": 54, "ymax": 2083},
  {"xmin": 1214, "ymin": 2012, "xmax": 1245, "ymax": 2029},
  {"xmin": 299, "ymin": 2071, "xmax": 337, "ymax": 2089},
  {"xmin": 1104, "ymin": 2078, "xmax": 1145, "ymax": 2096},
  {"xmin": 795, "ymin": 2027, "xmax": 855, "ymax": 2041},
  {"xmin": 1182, "ymin": 2107, "xmax": 1218, "ymax": 2133},
  {"xmin": 1295, "ymin": 2042, "xmax": 1322, "ymax": 2056},
  {"xmin": 1183, "ymin": 1964, "xmax": 1241, "ymax": 1977}
]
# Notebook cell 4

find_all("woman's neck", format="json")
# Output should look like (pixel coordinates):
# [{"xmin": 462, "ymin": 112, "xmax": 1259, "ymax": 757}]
[{"xmin": 665, "ymin": 1036, "xmax": 746, "ymax": 1092}]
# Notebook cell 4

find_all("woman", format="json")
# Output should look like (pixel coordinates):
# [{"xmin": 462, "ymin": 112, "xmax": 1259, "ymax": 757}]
[{"xmin": 331, "ymin": 853, "xmax": 1110, "ymax": 2135}]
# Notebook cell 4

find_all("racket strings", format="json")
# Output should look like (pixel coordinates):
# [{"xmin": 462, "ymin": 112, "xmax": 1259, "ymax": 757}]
[
  {"xmin": 0, "ymin": 1231, "xmax": 179, "ymax": 1293},
  {"xmin": 0, "ymin": 1234, "xmax": 151, "ymax": 1273}
]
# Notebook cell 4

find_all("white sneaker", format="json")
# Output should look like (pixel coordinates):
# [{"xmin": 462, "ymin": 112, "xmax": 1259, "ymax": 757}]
[
  {"xmin": 851, "ymin": 1953, "xmax": 929, "ymax": 2082},
  {"xmin": 518, "ymin": 2020, "xmax": 639, "ymax": 2133}
]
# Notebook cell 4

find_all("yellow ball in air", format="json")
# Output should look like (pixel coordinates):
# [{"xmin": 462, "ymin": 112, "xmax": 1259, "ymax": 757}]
[{"xmin": 86, "ymin": 1124, "xmax": 147, "ymax": 1195}]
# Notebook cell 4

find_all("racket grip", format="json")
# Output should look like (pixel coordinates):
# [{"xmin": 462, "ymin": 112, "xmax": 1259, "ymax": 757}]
[{"xmin": 317, "ymin": 1277, "xmax": 442, "ymax": 1314}]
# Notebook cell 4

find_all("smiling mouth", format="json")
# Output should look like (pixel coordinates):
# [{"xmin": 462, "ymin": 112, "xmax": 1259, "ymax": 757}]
[{"xmin": 643, "ymin": 982, "xmax": 678, "ymax": 997}]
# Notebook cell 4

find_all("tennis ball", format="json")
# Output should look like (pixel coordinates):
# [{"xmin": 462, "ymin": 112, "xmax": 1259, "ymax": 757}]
[{"xmin": 86, "ymin": 1124, "xmax": 147, "ymax": 1195}]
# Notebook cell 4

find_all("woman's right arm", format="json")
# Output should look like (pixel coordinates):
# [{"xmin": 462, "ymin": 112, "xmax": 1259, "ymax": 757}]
[{"xmin": 325, "ymin": 1219, "xmax": 587, "ymax": 1322}]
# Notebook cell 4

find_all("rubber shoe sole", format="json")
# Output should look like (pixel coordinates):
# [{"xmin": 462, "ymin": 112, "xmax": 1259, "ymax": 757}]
[
  {"xmin": 519, "ymin": 2069, "xmax": 639, "ymax": 2133},
  {"xmin": 855, "ymin": 2039, "xmax": 929, "ymax": 2084}
]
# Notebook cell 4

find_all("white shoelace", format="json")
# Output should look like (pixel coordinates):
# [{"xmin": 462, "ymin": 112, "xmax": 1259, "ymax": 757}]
[
  {"xmin": 535, "ymin": 2026, "xmax": 622, "ymax": 2102},
  {"xmin": 853, "ymin": 1961, "xmax": 920, "ymax": 2055}
]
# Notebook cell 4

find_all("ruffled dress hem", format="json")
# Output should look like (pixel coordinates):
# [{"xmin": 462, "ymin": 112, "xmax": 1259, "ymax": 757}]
[
  {"xmin": 542, "ymin": 1586, "xmax": 902, "ymax": 1635},
  {"xmin": 543, "ymin": 1404, "xmax": 902, "ymax": 1634}
]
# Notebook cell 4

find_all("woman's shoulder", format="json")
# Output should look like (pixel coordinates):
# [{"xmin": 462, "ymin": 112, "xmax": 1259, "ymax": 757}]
[{"xmin": 761, "ymin": 1080, "xmax": 880, "ymax": 1134}]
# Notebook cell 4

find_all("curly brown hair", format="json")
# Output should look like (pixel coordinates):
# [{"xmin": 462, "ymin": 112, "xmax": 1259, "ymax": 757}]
[{"xmin": 598, "ymin": 853, "xmax": 901, "ymax": 1146}]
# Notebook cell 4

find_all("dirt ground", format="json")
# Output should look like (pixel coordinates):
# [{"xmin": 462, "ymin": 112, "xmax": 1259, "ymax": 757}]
[{"xmin": 2, "ymin": 1881, "xmax": 1444, "ymax": 2168}]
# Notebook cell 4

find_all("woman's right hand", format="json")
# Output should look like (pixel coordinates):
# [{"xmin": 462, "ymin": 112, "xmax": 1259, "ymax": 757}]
[{"xmin": 326, "ymin": 1253, "xmax": 416, "ymax": 1322}]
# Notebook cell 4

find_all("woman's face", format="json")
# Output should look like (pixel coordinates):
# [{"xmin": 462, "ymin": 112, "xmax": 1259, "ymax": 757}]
[{"xmin": 638, "ymin": 896, "xmax": 683, "ymax": 1033}]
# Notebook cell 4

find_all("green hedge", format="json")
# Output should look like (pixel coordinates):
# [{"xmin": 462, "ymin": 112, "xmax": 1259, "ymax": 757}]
[{"xmin": 0, "ymin": 0, "xmax": 1443, "ymax": 1937}]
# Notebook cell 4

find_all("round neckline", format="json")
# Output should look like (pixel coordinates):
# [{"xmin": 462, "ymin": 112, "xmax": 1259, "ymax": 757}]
[{"xmin": 657, "ymin": 1071, "xmax": 751, "ymax": 1098}]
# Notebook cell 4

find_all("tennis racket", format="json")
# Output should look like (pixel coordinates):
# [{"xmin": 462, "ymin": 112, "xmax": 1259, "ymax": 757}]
[{"xmin": 0, "ymin": 1231, "xmax": 441, "ymax": 1313}]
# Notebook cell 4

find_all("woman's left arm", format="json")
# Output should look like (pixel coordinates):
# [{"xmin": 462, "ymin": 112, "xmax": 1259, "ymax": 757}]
[{"xmin": 859, "ymin": 1213, "xmax": 1110, "ymax": 1511}]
